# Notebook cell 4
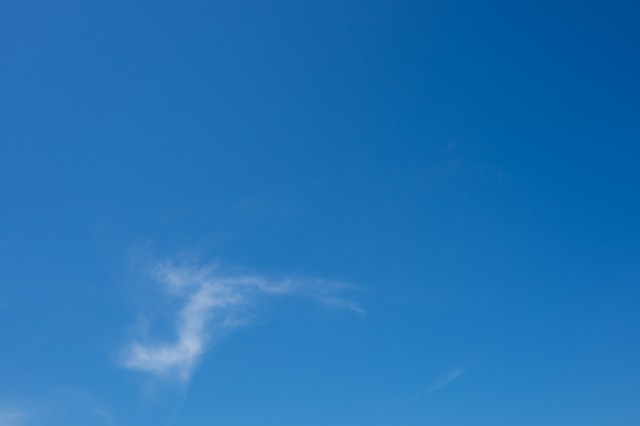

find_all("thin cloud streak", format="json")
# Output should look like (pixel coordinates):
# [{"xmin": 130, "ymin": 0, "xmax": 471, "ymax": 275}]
[
  {"xmin": 389, "ymin": 366, "xmax": 465, "ymax": 411},
  {"xmin": 120, "ymin": 260, "xmax": 363, "ymax": 383},
  {"xmin": 422, "ymin": 367, "xmax": 464, "ymax": 395}
]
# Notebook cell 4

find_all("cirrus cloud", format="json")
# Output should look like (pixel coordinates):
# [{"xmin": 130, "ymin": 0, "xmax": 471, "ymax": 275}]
[{"xmin": 119, "ymin": 260, "xmax": 363, "ymax": 383}]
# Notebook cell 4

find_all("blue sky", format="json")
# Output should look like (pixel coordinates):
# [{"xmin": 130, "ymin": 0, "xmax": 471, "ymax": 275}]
[{"xmin": 1, "ymin": 0, "xmax": 640, "ymax": 425}]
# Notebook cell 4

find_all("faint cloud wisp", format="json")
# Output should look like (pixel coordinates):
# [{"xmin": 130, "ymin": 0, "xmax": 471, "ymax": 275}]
[
  {"xmin": 0, "ymin": 408, "xmax": 25, "ymax": 426},
  {"xmin": 119, "ymin": 260, "xmax": 363, "ymax": 383},
  {"xmin": 422, "ymin": 366, "xmax": 464, "ymax": 394}
]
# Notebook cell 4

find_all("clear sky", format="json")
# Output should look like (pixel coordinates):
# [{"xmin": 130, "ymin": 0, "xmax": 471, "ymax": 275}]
[{"xmin": 1, "ymin": 0, "xmax": 639, "ymax": 425}]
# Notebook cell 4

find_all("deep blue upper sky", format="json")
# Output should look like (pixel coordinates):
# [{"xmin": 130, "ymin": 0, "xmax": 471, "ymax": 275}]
[{"xmin": 1, "ymin": 1, "xmax": 639, "ymax": 425}]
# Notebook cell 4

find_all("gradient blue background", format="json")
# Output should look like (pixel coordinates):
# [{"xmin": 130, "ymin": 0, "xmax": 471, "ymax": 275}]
[{"xmin": 1, "ymin": 0, "xmax": 639, "ymax": 425}]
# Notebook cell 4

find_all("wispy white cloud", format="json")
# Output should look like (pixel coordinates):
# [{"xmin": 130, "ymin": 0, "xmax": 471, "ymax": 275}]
[
  {"xmin": 119, "ymin": 260, "xmax": 363, "ymax": 383},
  {"xmin": 422, "ymin": 366, "xmax": 464, "ymax": 395},
  {"xmin": 392, "ymin": 366, "xmax": 465, "ymax": 410}
]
